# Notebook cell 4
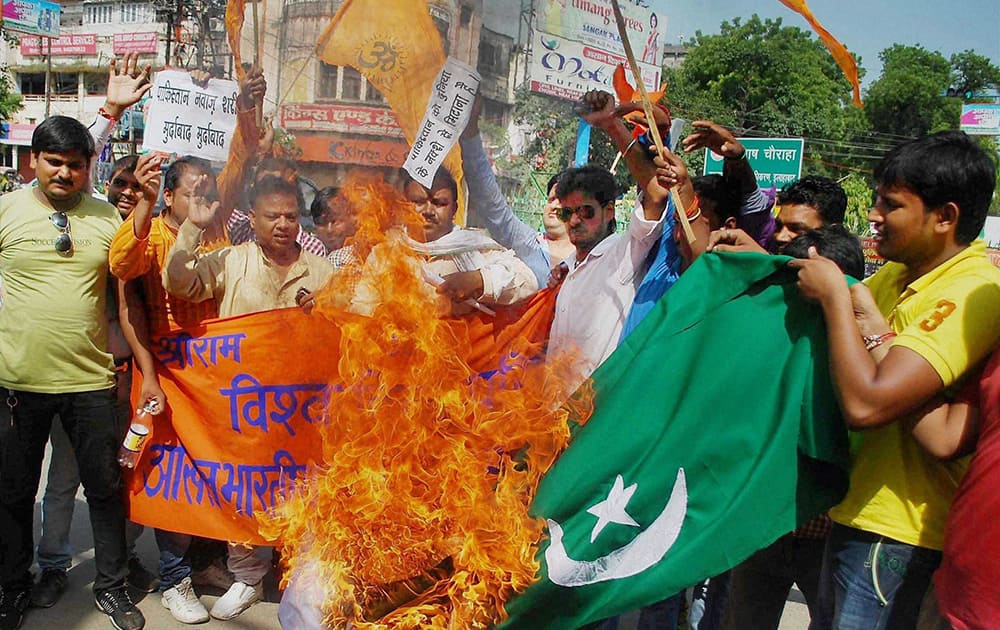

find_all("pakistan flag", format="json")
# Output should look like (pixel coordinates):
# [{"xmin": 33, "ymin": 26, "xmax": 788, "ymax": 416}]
[{"xmin": 503, "ymin": 253, "xmax": 850, "ymax": 628}]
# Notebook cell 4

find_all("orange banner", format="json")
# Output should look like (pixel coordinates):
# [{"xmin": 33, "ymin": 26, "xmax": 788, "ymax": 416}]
[
  {"xmin": 127, "ymin": 292, "xmax": 557, "ymax": 544},
  {"xmin": 778, "ymin": 0, "xmax": 862, "ymax": 107}
]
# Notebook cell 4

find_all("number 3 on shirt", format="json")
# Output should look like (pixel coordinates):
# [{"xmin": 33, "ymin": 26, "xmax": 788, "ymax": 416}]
[{"xmin": 919, "ymin": 300, "xmax": 957, "ymax": 332}]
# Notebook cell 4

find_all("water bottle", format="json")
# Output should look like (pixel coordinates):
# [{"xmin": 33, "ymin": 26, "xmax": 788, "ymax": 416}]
[{"xmin": 117, "ymin": 399, "xmax": 161, "ymax": 468}]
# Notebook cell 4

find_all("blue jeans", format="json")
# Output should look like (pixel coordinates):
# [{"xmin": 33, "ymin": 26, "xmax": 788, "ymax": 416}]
[
  {"xmin": 816, "ymin": 524, "xmax": 941, "ymax": 630},
  {"xmin": 155, "ymin": 529, "xmax": 192, "ymax": 591},
  {"xmin": 36, "ymin": 419, "xmax": 144, "ymax": 572}
]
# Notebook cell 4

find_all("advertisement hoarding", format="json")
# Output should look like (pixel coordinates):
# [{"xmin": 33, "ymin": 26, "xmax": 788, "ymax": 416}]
[
  {"xmin": 1, "ymin": 0, "xmax": 59, "ymax": 37},
  {"xmin": 20, "ymin": 33, "xmax": 96, "ymax": 55}
]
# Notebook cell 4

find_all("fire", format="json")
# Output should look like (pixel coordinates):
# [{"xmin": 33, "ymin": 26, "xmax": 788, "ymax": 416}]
[{"xmin": 260, "ymin": 173, "xmax": 592, "ymax": 628}]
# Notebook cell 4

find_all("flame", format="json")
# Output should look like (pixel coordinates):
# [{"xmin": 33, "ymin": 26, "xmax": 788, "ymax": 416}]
[{"xmin": 261, "ymin": 173, "xmax": 592, "ymax": 628}]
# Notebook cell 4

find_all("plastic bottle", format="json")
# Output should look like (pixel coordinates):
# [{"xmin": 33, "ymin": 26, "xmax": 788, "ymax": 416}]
[{"xmin": 117, "ymin": 399, "xmax": 161, "ymax": 468}]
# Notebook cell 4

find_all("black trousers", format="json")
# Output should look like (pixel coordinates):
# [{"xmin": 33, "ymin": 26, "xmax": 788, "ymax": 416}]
[{"xmin": 0, "ymin": 388, "xmax": 128, "ymax": 593}]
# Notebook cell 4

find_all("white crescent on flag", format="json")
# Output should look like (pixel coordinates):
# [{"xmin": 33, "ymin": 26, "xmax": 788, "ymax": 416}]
[{"xmin": 545, "ymin": 468, "xmax": 687, "ymax": 587}]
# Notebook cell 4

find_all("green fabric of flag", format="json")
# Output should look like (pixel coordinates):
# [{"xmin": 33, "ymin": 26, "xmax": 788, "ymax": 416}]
[{"xmin": 502, "ymin": 252, "xmax": 850, "ymax": 629}]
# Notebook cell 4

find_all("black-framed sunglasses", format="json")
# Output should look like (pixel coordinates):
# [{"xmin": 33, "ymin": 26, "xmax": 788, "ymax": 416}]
[
  {"xmin": 558, "ymin": 204, "xmax": 599, "ymax": 222},
  {"xmin": 49, "ymin": 211, "xmax": 72, "ymax": 253}
]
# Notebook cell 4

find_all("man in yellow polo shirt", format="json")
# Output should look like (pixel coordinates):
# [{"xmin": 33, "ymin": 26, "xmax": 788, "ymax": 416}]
[
  {"xmin": 790, "ymin": 130, "xmax": 1000, "ymax": 629},
  {"xmin": 0, "ymin": 117, "xmax": 145, "ymax": 630}
]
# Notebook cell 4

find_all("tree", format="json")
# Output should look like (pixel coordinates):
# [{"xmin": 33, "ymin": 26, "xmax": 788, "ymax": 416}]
[
  {"xmin": 664, "ymin": 16, "xmax": 865, "ymax": 141},
  {"xmin": 662, "ymin": 15, "xmax": 870, "ymax": 177},
  {"xmin": 864, "ymin": 45, "xmax": 961, "ymax": 138},
  {"xmin": 950, "ymin": 50, "xmax": 1000, "ymax": 100}
]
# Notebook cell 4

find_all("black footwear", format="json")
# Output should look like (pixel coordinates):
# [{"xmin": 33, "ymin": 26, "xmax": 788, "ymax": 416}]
[
  {"xmin": 95, "ymin": 587, "xmax": 145, "ymax": 630},
  {"xmin": 126, "ymin": 557, "xmax": 159, "ymax": 594},
  {"xmin": 0, "ymin": 587, "xmax": 30, "ymax": 630},
  {"xmin": 29, "ymin": 569, "xmax": 67, "ymax": 608}
]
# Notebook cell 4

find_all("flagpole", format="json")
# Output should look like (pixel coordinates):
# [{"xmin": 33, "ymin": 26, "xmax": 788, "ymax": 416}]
[
  {"xmin": 251, "ymin": 0, "xmax": 263, "ymax": 126},
  {"xmin": 609, "ymin": 0, "xmax": 696, "ymax": 244}
]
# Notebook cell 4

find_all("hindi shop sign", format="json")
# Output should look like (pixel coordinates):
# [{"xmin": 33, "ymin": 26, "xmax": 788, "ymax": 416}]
[
  {"xmin": 278, "ymin": 104, "xmax": 403, "ymax": 138},
  {"xmin": 528, "ymin": 30, "xmax": 661, "ymax": 102},
  {"xmin": 1, "ymin": 0, "xmax": 59, "ymax": 37},
  {"xmin": 535, "ymin": 0, "xmax": 666, "ymax": 66},
  {"xmin": 960, "ymin": 104, "xmax": 1000, "ymax": 136},
  {"xmin": 142, "ymin": 71, "xmax": 238, "ymax": 162},
  {"xmin": 20, "ymin": 33, "xmax": 96, "ymax": 56},
  {"xmin": 403, "ymin": 58, "xmax": 480, "ymax": 189},
  {"xmin": 704, "ymin": 138, "xmax": 805, "ymax": 190},
  {"xmin": 113, "ymin": 32, "xmax": 158, "ymax": 55}
]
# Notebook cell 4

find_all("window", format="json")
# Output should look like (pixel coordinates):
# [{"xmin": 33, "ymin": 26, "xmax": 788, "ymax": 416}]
[
  {"xmin": 83, "ymin": 73, "xmax": 108, "ymax": 95},
  {"xmin": 432, "ymin": 16, "xmax": 450, "ymax": 55},
  {"xmin": 318, "ymin": 62, "xmax": 338, "ymax": 99},
  {"xmin": 19, "ymin": 72, "xmax": 78, "ymax": 95},
  {"xmin": 84, "ymin": 2, "xmax": 150, "ymax": 24},
  {"xmin": 84, "ymin": 3, "xmax": 114, "ymax": 24},
  {"xmin": 19, "ymin": 73, "xmax": 46, "ymax": 96},
  {"xmin": 341, "ymin": 67, "xmax": 362, "ymax": 101},
  {"xmin": 318, "ymin": 63, "xmax": 385, "ymax": 103}
]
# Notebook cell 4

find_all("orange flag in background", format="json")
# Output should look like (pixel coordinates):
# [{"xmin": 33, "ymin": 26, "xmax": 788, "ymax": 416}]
[
  {"xmin": 225, "ymin": 0, "xmax": 247, "ymax": 81},
  {"xmin": 315, "ymin": 0, "xmax": 468, "ymax": 222},
  {"xmin": 778, "ymin": 0, "xmax": 863, "ymax": 107}
]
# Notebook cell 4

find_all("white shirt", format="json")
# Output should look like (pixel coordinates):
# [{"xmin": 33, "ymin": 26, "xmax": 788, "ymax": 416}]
[{"xmin": 548, "ymin": 199, "xmax": 664, "ymax": 385}]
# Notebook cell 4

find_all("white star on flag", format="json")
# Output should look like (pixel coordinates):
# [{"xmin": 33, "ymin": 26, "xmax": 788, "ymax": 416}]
[{"xmin": 586, "ymin": 474, "xmax": 640, "ymax": 543}]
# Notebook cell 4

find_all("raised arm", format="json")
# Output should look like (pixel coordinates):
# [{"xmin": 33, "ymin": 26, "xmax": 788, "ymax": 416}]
[
  {"xmin": 217, "ymin": 66, "xmax": 267, "ymax": 221},
  {"xmin": 459, "ymin": 97, "xmax": 549, "ymax": 287},
  {"xmin": 162, "ymin": 177, "xmax": 230, "ymax": 303},
  {"xmin": 89, "ymin": 53, "xmax": 152, "ymax": 158},
  {"xmin": 108, "ymin": 153, "xmax": 163, "ymax": 281}
]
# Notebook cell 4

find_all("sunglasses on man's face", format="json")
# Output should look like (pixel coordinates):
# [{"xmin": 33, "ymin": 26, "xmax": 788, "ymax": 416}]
[
  {"xmin": 50, "ymin": 211, "xmax": 72, "ymax": 253},
  {"xmin": 558, "ymin": 204, "xmax": 600, "ymax": 222}
]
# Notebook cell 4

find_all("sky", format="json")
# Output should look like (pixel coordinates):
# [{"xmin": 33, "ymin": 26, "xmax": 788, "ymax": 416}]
[{"xmin": 650, "ymin": 0, "xmax": 1000, "ymax": 87}]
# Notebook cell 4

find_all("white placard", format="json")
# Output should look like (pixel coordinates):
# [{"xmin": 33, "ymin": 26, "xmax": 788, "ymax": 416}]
[
  {"xmin": 403, "ymin": 58, "xmax": 481, "ymax": 189},
  {"xmin": 142, "ymin": 71, "xmax": 239, "ymax": 162}
]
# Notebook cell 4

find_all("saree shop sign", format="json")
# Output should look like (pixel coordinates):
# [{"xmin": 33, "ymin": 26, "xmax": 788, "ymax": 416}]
[{"xmin": 278, "ymin": 104, "xmax": 403, "ymax": 138}]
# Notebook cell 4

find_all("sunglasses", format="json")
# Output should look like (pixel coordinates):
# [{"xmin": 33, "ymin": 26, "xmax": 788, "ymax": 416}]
[
  {"xmin": 558, "ymin": 204, "xmax": 600, "ymax": 222},
  {"xmin": 50, "ymin": 211, "xmax": 72, "ymax": 253}
]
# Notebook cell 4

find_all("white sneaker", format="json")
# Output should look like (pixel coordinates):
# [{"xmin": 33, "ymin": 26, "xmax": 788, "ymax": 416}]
[
  {"xmin": 190, "ymin": 560, "xmax": 234, "ymax": 590},
  {"xmin": 161, "ymin": 577, "xmax": 210, "ymax": 624},
  {"xmin": 209, "ymin": 580, "xmax": 262, "ymax": 620}
]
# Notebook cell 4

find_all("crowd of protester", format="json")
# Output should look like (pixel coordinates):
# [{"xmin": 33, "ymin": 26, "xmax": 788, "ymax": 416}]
[{"xmin": 0, "ymin": 53, "xmax": 997, "ymax": 630}]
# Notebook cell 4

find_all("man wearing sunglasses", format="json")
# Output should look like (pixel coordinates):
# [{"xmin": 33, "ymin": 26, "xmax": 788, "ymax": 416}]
[{"xmin": 0, "ymin": 117, "xmax": 145, "ymax": 630}]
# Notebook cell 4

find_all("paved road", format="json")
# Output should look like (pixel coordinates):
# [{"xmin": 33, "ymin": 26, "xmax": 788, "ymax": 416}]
[{"xmin": 22, "ymin": 446, "xmax": 811, "ymax": 630}]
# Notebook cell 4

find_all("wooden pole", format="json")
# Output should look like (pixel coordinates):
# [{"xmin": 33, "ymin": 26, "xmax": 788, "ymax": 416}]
[
  {"xmin": 251, "ymin": 0, "xmax": 263, "ymax": 126},
  {"xmin": 609, "ymin": 0, "xmax": 696, "ymax": 244}
]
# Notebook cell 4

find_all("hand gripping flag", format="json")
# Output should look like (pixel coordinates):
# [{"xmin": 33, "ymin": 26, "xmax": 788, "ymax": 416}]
[{"xmin": 502, "ymin": 253, "xmax": 850, "ymax": 628}]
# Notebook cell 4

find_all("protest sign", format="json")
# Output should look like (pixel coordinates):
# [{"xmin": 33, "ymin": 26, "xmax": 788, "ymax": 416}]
[
  {"xmin": 703, "ymin": 137, "xmax": 805, "ymax": 190},
  {"xmin": 403, "ymin": 58, "xmax": 480, "ymax": 189},
  {"xmin": 1, "ymin": 0, "xmax": 59, "ymax": 37},
  {"xmin": 142, "ymin": 70, "xmax": 239, "ymax": 162}
]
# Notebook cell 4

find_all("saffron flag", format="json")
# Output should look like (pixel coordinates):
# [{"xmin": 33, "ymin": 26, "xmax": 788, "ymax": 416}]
[
  {"xmin": 778, "ymin": 0, "xmax": 862, "ymax": 107},
  {"xmin": 315, "ymin": 0, "xmax": 468, "ymax": 222},
  {"xmin": 225, "ymin": 0, "xmax": 247, "ymax": 81},
  {"xmin": 502, "ymin": 253, "xmax": 850, "ymax": 628},
  {"xmin": 127, "ymin": 292, "xmax": 557, "ymax": 544}
]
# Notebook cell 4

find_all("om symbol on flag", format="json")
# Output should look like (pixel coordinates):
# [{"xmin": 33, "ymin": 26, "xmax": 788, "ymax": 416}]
[{"xmin": 357, "ymin": 37, "xmax": 404, "ymax": 86}]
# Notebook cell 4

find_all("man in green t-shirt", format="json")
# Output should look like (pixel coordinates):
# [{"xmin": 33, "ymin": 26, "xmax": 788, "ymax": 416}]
[{"xmin": 0, "ymin": 116, "xmax": 145, "ymax": 630}]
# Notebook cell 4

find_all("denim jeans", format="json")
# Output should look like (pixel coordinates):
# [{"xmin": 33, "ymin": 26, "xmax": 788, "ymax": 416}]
[
  {"xmin": 155, "ymin": 529, "xmax": 192, "ymax": 591},
  {"xmin": 816, "ymin": 524, "xmax": 941, "ymax": 630},
  {"xmin": 36, "ymin": 406, "xmax": 143, "ymax": 572},
  {"xmin": 0, "ymin": 389, "xmax": 128, "ymax": 592}
]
